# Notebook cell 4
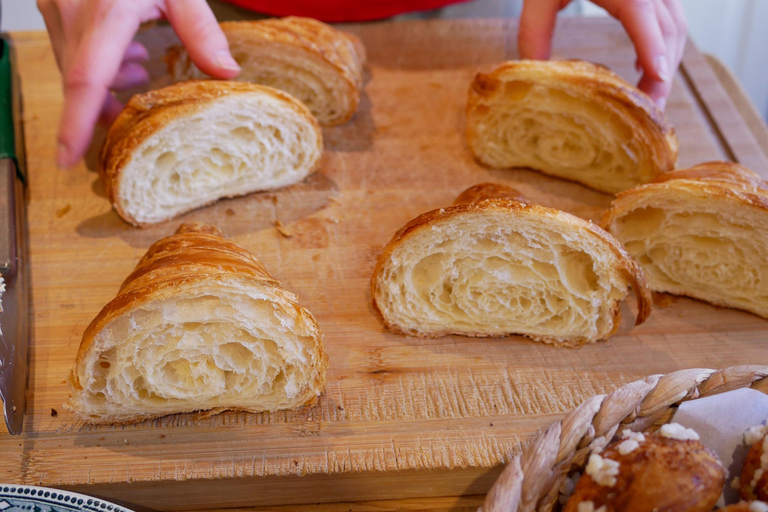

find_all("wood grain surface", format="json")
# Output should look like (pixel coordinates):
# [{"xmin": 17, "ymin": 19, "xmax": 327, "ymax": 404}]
[{"xmin": 1, "ymin": 17, "xmax": 767, "ymax": 511}]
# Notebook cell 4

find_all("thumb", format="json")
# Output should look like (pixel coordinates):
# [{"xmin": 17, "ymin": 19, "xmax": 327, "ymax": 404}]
[
  {"xmin": 165, "ymin": 0, "xmax": 240, "ymax": 78},
  {"xmin": 518, "ymin": 0, "xmax": 564, "ymax": 60}
]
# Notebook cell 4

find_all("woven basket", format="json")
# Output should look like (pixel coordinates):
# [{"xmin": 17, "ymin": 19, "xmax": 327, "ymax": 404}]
[{"xmin": 480, "ymin": 365, "xmax": 768, "ymax": 512}]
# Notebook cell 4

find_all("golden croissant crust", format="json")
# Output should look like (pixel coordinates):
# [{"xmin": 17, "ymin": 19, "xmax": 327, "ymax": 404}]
[
  {"xmin": 601, "ymin": 161, "xmax": 768, "ymax": 319},
  {"xmin": 564, "ymin": 433, "xmax": 724, "ymax": 512},
  {"xmin": 371, "ymin": 183, "xmax": 651, "ymax": 346},
  {"xmin": 167, "ymin": 16, "xmax": 366, "ymax": 126},
  {"xmin": 66, "ymin": 223, "xmax": 328, "ymax": 424},
  {"xmin": 466, "ymin": 60, "xmax": 678, "ymax": 194},
  {"xmin": 100, "ymin": 80, "xmax": 322, "ymax": 226}
]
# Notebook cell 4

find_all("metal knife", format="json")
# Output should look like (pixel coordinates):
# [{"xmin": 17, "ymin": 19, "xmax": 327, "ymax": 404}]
[{"xmin": 0, "ymin": 34, "xmax": 29, "ymax": 436}]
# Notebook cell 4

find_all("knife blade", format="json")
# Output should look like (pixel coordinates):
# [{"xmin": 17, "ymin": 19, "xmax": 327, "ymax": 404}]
[{"xmin": 0, "ymin": 35, "xmax": 29, "ymax": 436}]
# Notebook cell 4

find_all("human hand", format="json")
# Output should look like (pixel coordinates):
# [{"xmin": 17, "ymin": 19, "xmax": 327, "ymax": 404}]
[
  {"xmin": 518, "ymin": 0, "xmax": 687, "ymax": 110},
  {"xmin": 37, "ymin": 0, "xmax": 242, "ymax": 168}
]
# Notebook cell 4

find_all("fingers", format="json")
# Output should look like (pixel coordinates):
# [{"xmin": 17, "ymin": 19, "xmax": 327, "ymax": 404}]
[
  {"xmin": 112, "ymin": 42, "xmax": 150, "ymax": 91},
  {"xmin": 164, "ymin": 0, "xmax": 240, "ymax": 78},
  {"xmin": 611, "ymin": 0, "xmax": 669, "ymax": 82},
  {"xmin": 112, "ymin": 61, "xmax": 150, "ymax": 90},
  {"xmin": 37, "ymin": 0, "xmax": 67, "ymax": 68},
  {"xmin": 661, "ymin": 0, "xmax": 688, "ymax": 68},
  {"xmin": 597, "ymin": 0, "xmax": 687, "ymax": 109},
  {"xmin": 637, "ymin": 73, "xmax": 671, "ymax": 110},
  {"xmin": 98, "ymin": 94, "xmax": 124, "ymax": 127},
  {"xmin": 124, "ymin": 41, "xmax": 149, "ymax": 63},
  {"xmin": 57, "ymin": 3, "xmax": 143, "ymax": 168},
  {"xmin": 518, "ymin": 0, "xmax": 566, "ymax": 60},
  {"xmin": 643, "ymin": 1, "xmax": 675, "ymax": 108}
]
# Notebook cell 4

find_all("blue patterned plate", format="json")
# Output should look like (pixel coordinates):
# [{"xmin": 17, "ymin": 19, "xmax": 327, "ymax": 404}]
[{"xmin": 0, "ymin": 485, "xmax": 133, "ymax": 512}]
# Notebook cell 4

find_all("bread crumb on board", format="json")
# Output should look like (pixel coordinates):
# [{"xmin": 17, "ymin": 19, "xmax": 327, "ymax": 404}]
[{"xmin": 275, "ymin": 220, "xmax": 294, "ymax": 238}]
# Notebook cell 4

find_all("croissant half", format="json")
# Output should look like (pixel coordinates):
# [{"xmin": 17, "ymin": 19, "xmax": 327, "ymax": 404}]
[
  {"xmin": 100, "ymin": 80, "xmax": 322, "ymax": 226},
  {"xmin": 601, "ymin": 161, "xmax": 768, "ymax": 319},
  {"xmin": 466, "ymin": 60, "xmax": 678, "ymax": 194},
  {"xmin": 167, "ymin": 17, "xmax": 366, "ymax": 126},
  {"xmin": 66, "ymin": 223, "xmax": 328, "ymax": 424},
  {"xmin": 371, "ymin": 184, "xmax": 652, "ymax": 346}
]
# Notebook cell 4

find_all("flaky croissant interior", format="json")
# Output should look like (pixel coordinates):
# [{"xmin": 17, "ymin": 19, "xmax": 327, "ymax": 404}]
[
  {"xmin": 105, "ymin": 84, "xmax": 321, "ymax": 226},
  {"xmin": 467, "ymin": 61, "xmax": 677, "ymax": 194},
  {"xmin": 67, "ymin": 223, "xmax": 327, "ymax": 424},
  {"xmin": 373, "ymin": 186, "xmax": 650, "ymax": 345},
  {"xmin": 178, "ymin": 45, "xmax": 353, "ymax": 126},
  {"xmin": 604, "ymin": 183, "xmax": 768, "ymax": 318},
  {"xmin": 168, "ymin": 18, "xmax": 364, "ymax": 126},
  {"xmin": 70, "ymin": 278, "xmax": 321, "ymax": 423}
]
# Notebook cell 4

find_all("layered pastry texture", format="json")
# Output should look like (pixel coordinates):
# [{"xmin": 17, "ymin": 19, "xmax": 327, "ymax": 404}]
[
  {"xmin": 564, "ymin": 427, "xmax": 724, "ymax": 512},
  {"xmin": 602, "ymin": 161, "xmax": 768, "ymax": 318},
  {"xmin": 66, "ymin": 223, "xmax": 328, "ymax": 424},
  {"xmin": 100, "ymin": 80, "xmax": 322, "ymax": 226},
  {"xmin": 466, "ymin": 60, "xmax": 678, "ymax": 194},
  {"xmin": 167, "ymin": 17, "xmax": 366, "ymax": 126},
  {"xmin": 371, "ymin": 184, "xmax": 651, "ymax": 346}
]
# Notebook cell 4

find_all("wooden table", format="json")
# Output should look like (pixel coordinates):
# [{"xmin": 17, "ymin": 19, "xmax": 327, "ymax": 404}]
[{"xmin": 2, "ymin": 17, "xmax": 768, "ymax": 512}]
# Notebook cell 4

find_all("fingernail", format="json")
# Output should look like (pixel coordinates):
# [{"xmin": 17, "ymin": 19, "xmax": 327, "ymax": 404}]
[
  {"xmin": 654, "ymin": 55, "xmax": 670, "ymax": 82},
  {"xmin": 215, "ymin": 51, "xmax": 240, "ymax": 72},
  {"xmin": 56, "ymin": 143, "xmax": 70, "ymax": 169},
  {"xmin": 657, "ymin": 97, "xmax": 667, "ymax": 111}
]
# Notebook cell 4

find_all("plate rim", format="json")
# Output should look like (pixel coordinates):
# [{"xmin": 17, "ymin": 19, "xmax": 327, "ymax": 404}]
[{"xmin": 0, "ymin": 484, "xmax": 134, "ymax": 512}]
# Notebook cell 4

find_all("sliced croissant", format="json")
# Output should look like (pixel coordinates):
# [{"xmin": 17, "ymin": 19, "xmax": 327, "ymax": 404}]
[
  {"xmin": 100, "ymin": 80, "xmax": 322, "ymax": 226},
  {"xmin": 601, "ymin": 161, "xmax": 768, "ymax": 318},
  {"xmin": 371, "ymin": 184, "xmax": 651, "ymax": 346},
  {"xmin": 167, "ymin": 17, "xmax": 366, "ymax": 126},
  {"xmin": 466, "ymin": 60, "xmax": 678, "ymax": 194},
  {"xmin": 66, "ymin": 223, "xmax": 328, "ymax": 424}
]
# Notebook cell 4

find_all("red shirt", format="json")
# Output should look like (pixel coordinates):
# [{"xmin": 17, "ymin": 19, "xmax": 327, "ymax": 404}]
[{"xmin": 222, "ymin": 0, "xmax": 471, "ymax": 22}]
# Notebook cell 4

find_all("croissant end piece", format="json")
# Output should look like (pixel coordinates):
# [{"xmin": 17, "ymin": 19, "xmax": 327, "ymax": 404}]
[
  {"xmin": 167, "ymin": 17, "xmax": 366, "ymax": 126},
  {"xmin": 601, "ymin": 161, "xmax": 768, "ymax": 319},
  {"xmin": 466, "ymin": 60, "xmax": 678, "ymax": 194},
  {"xmin": 100, "ymin": 80, "xmax": 323, "ymax": 226},
  {"xmin": 66, "ymin": 223, "xmax": 328, "ymax": 424},
  {"xmin": 371, "ymin": 184, "xmax": 652, "ymax": 346}
]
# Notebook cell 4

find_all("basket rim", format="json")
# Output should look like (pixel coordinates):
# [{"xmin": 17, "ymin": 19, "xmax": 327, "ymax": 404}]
[{"xmin": 480, "ymin": 364, "xmax": 768, "ymax": 512}]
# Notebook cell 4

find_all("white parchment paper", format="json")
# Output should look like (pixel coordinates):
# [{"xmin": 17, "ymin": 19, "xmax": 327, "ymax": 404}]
[{"xmin": 672, "ymin": 388, "xmax": 768, "ymax": 505}]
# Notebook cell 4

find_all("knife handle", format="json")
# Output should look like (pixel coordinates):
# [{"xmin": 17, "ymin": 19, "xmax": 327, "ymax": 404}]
[
  {"xmin": 0, "ymin": 38, "xmax": 15, "ymax": 162},
  {"xmin": 0, "ymin": 37, "xmax": 17, "ymax": 274}
]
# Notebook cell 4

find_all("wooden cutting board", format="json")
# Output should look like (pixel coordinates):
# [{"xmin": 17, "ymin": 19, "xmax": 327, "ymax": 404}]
[{"xmin": 2, "ymin": 18, "xmax": 767, "ymax": 511}]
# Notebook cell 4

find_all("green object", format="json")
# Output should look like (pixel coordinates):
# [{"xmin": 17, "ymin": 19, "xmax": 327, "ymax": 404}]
[{"xmin": 0, "ymin": 38, "xmax": 16, "ymax": 161}]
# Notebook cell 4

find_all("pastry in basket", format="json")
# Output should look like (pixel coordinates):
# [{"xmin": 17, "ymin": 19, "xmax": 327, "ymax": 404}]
[
  {"xmin": 601, "ymin": 161, "xmax": 768, "ymax": 319},
  {"xmin": 466, "ymin": 60, "xmax": 678, "ymax": 194},
  {"xmin": 65, "ymin": 223, "xmax": 328, "ymax": 424},
  {"xmin": 167, "ymin": 17, "xmax": 366, "ymax": 126},
  {"xmin": 740, "ymin": 428, "xmax": 768, "ymax": 501},
  {"xmin": 100, "ymin": 80, "xmax": 322, "ymax": 226},
  {"xmin": 563, "ymin": 425, "xmax": 725, "ymax": 512},
  {"xmin": 370, "ymin": 183, "xmax": 652, "ymax": 346}
]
